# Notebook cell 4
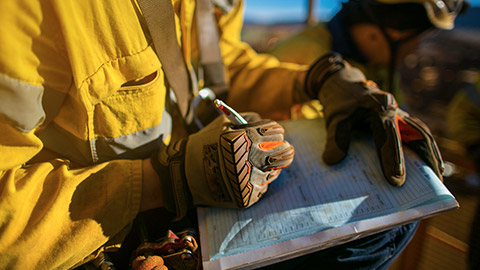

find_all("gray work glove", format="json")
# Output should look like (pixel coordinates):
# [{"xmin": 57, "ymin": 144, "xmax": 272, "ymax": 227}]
[
  {"xmin": 305, "ymin": 53, "xmax": 444, "ymax": 186},
  {"xmin": 151, "ymin": 113, "xmax": 294, "ymax": 219}
]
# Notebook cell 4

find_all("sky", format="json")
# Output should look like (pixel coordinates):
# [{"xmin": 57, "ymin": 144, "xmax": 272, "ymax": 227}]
[{"xmin": 244, "ymin": 0, "xmax": 480, "ymax": 24}]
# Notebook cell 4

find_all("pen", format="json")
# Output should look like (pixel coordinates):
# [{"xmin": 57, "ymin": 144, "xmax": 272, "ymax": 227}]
[{"xmin": 214, "ymin": 99, "xmax": 248, "ymax": 125}]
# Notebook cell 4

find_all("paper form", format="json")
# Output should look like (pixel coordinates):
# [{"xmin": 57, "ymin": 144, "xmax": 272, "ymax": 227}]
[{"xmin": 199, "ymin": 118, "xmax": 457, "ymax": 265}]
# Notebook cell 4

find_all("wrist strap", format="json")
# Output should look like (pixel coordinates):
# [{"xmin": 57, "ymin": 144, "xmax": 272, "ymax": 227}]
[
  {"xmin": 150, "ymin": 139, "xmax": 191, "ymax": 220},
  {"xmin": 305, "ymin": 52, "xmax": 345, "ymax": 98}
]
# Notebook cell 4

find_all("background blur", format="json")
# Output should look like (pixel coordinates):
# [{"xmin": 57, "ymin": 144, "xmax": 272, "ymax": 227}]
[{"xmin": 240, "ymin": 1, "xmax": 480, "ymax": 269}]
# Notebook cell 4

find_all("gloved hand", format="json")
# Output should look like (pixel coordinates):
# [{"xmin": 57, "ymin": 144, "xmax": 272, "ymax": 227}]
[
  {"xmin": 151, "ymin": 113, "xmax": 294, "ymax": 219},
  {"xmin": 305, "ymin": 53, "xmax": 444, "ymax": 186}
]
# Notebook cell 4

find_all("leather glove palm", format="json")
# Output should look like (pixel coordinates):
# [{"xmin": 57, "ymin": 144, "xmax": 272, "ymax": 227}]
[
  {"xmin": 151, "ymin": 113, "xmax": 294, "ymax": 219},
  {"xmin": 305, "ymin": 53, "xmax": 444, "ymax": 186}
]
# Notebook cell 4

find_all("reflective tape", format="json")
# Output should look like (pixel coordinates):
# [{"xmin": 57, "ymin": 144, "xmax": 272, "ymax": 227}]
[
  {"xmin": 0, "ymin": 73, "xmax": 45, "ymax": 132},
  {"xmin": 39, "ymin": 108, "xmax": 173, "ymax": 164},
  {"xmin": 94, "ymin": 109, "xmax": 172, "ymax": 162}
]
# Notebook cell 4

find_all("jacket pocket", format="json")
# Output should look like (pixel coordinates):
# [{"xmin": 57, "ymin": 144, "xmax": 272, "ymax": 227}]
[{"xmin": 91, "ymin": 71, "xmax": 172, "ymax": 162}]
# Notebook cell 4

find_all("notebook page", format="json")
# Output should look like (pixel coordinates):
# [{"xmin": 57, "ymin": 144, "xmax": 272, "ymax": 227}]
[{"xmin": 200, "ymin": 118, "xmax": 453, "ymax": 261}]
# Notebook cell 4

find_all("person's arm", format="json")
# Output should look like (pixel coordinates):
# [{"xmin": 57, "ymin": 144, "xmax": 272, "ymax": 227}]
[
  {"xmin": 0, "ymin": 93, "xmax": 164, "ymax": 270},
  {"xmin": 214, "ymin": 0, "xmax": 310, "ymax": 120},
  {"xmin": 213, "ymin": 1, "xmax": 443, "ymax": 186},
  {"xmin": 268, "ymin": 24, "xmax": 333, "ymax": 66},
  {"xmin": 0, "ymin": 3, "xmax": 159, "ymax": 268},
  {"xmin": 0, "ymin": 118, "xmax": 145, "ymax": 269}
]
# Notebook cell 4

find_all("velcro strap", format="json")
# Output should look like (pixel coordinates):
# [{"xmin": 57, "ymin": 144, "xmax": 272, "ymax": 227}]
[
  {"xmin": 169, "ymin": 160, "xmax": 189, "ymax": 220},
  {"xmin": 150, "ymin": 140, "xmax": 191, "ymax": 220},
  {"xmin": 305, "ymin": 52, "xmax": 345, "ymax": 98}
]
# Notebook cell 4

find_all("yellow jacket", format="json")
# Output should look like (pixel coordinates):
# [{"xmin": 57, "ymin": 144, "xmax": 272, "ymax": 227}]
[{"xmin": 0, "ymin": 0, "xmax": 306, "ymax": 269}]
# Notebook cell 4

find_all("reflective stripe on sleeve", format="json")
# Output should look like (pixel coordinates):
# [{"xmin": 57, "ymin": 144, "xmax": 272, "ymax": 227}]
[
  {"xmin": 39, "ymin": 107, "xmax": 173, "ymax": 164},
  {"xmin": 94, "ymin": 108, "xmax": 172, "ymax": 162},
  {"xmin": 0, "ymin": 73, "xmax": 45, "ymax": 132}
]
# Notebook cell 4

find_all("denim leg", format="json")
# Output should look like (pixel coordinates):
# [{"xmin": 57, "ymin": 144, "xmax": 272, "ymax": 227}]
[
  {"xmin": 328, "ymin": 222, "xmax": 419, "ymax": 270},
  {"xmin": 260, "ymin": 222, "xmax": 419, "ymax": 270}
]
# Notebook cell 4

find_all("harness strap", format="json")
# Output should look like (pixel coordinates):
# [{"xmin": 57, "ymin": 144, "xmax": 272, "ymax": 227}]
[
  {"xmin": 137, "ymin": 0, "xmax": 192, "ymax": 118},
  {"xmin": 196, "ymin": 0, "xmax": 229, "ymax": 98},
  {"xmin": 138, "ymin": 0, "xmax": 228, "ymax": 132}
]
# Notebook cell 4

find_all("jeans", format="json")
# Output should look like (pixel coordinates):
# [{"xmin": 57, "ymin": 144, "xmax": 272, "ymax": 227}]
[
  {"xmin": 102, "ymin": 209, "xmax": 418, "ymax": 270},
  {"xmin": 259, "ymin": 221, "xmax": 419, "ymax": 270}
]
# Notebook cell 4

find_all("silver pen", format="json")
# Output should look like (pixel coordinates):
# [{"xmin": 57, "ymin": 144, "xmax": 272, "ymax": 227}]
[{"xmin": 214, "ymin": 99, "xmax": 248, "ymax": 125}]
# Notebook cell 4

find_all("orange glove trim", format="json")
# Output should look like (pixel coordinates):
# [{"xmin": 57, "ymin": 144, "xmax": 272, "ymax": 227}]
[
  {"xmin": 395, "ymin": 115, "xmax": 424, "ymax": 143},
  {"xmin": 260, "ymin": 179, "xmax": 275, "ymax": 186},
  {"xmin": 259, "ymin": 141, "xmax": 284, "ymax": 150}
]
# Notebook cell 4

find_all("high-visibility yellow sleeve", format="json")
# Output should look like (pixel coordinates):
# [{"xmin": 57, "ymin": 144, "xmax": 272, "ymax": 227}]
[
  {"xmin": 0, "ymin": 1, "xmax": 145, "ymax": 269},
  {"xmin": 0, "ymin": 120, "xmax": 143, "ymax": 270},
  {"xmin": 217, "ymin": 1, "xmax": 309, "ymax": 120}
]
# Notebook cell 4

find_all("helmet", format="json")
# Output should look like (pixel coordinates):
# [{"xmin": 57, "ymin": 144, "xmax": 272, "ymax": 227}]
[{"xmin": 376, "ymin": 0, "xmax": 465, "ymax": 30}]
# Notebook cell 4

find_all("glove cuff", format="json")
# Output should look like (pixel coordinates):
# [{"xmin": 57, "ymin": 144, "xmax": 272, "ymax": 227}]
[
  {"xmin": 305, "ymin": 52, "xmax": 345, "ymax": 99},
  {"xmin": 150, "ymin": 139, "xmax": 192, "ymax": 220}
]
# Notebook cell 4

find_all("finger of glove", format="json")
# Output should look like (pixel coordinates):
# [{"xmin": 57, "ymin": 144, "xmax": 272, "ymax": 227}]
[
  {"xmin": 244, "ymin": 168, "xmax": 283, "ymax": 207},
  {"xmin": 400, "ymin": 115, "xmax": 445, "ymax": 180},
  {"xmin": 219, "ymin": 121, "xmax": 292, "ymax": 208},
  {"xmin": 250, "ymin": 167, "xmax": 282, "ymax": 185},
  {"xmin": 247, "ymin": 121, "xmax": 295, "ymax": 171},
  {"xmin": 370, "ymin": 115, "xmax": 406, "ymax": 186},
  {"xmin": 323, "ymin": 118, "xmax": 352, "ymax": 165},
  {"xmin": 251, "ymin": 139, "xmax": 294, "ymax": 171}
]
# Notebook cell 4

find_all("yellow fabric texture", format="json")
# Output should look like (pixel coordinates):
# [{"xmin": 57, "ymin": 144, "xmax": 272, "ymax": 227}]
[
  {"xmin": 268, "ymin": 24, "xmax": 333, "ymax": 66},
  {"xmin": 216, "ymin": 2, "xmax": 308, "ymax": 120},
  {"xmin": 0, "ymin": 0, "xmax": 307, "ymax": 269}
]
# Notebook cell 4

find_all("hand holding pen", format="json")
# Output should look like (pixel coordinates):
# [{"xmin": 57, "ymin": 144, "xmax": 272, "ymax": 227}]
[
  {"xmin": 214, "ymin": 99, "xmax": 248, "ymax": 125},
  {"xmin": 150, "ymin": 99, "xmax": 294, "ymax": 218}
]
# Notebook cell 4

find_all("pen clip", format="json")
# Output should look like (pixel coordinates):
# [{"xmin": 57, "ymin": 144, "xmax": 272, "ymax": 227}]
[{"xmin": 214, "ymin": 99, "xmax": 248, "ymax": 125}]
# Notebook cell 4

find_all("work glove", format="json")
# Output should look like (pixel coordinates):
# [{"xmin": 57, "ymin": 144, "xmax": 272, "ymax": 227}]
[
  {"xmin": 305, "ymin": 53, "xmax": 444, "ymax": 186},
  {"xmin": 151, "ymin": 113, "xmax": 294, "ymax": 219}
]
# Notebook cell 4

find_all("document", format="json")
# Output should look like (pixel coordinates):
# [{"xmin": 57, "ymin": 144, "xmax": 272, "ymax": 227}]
[{"xmin": 197, "ymin": 118, "xmax": 458, "ymax": 270}]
